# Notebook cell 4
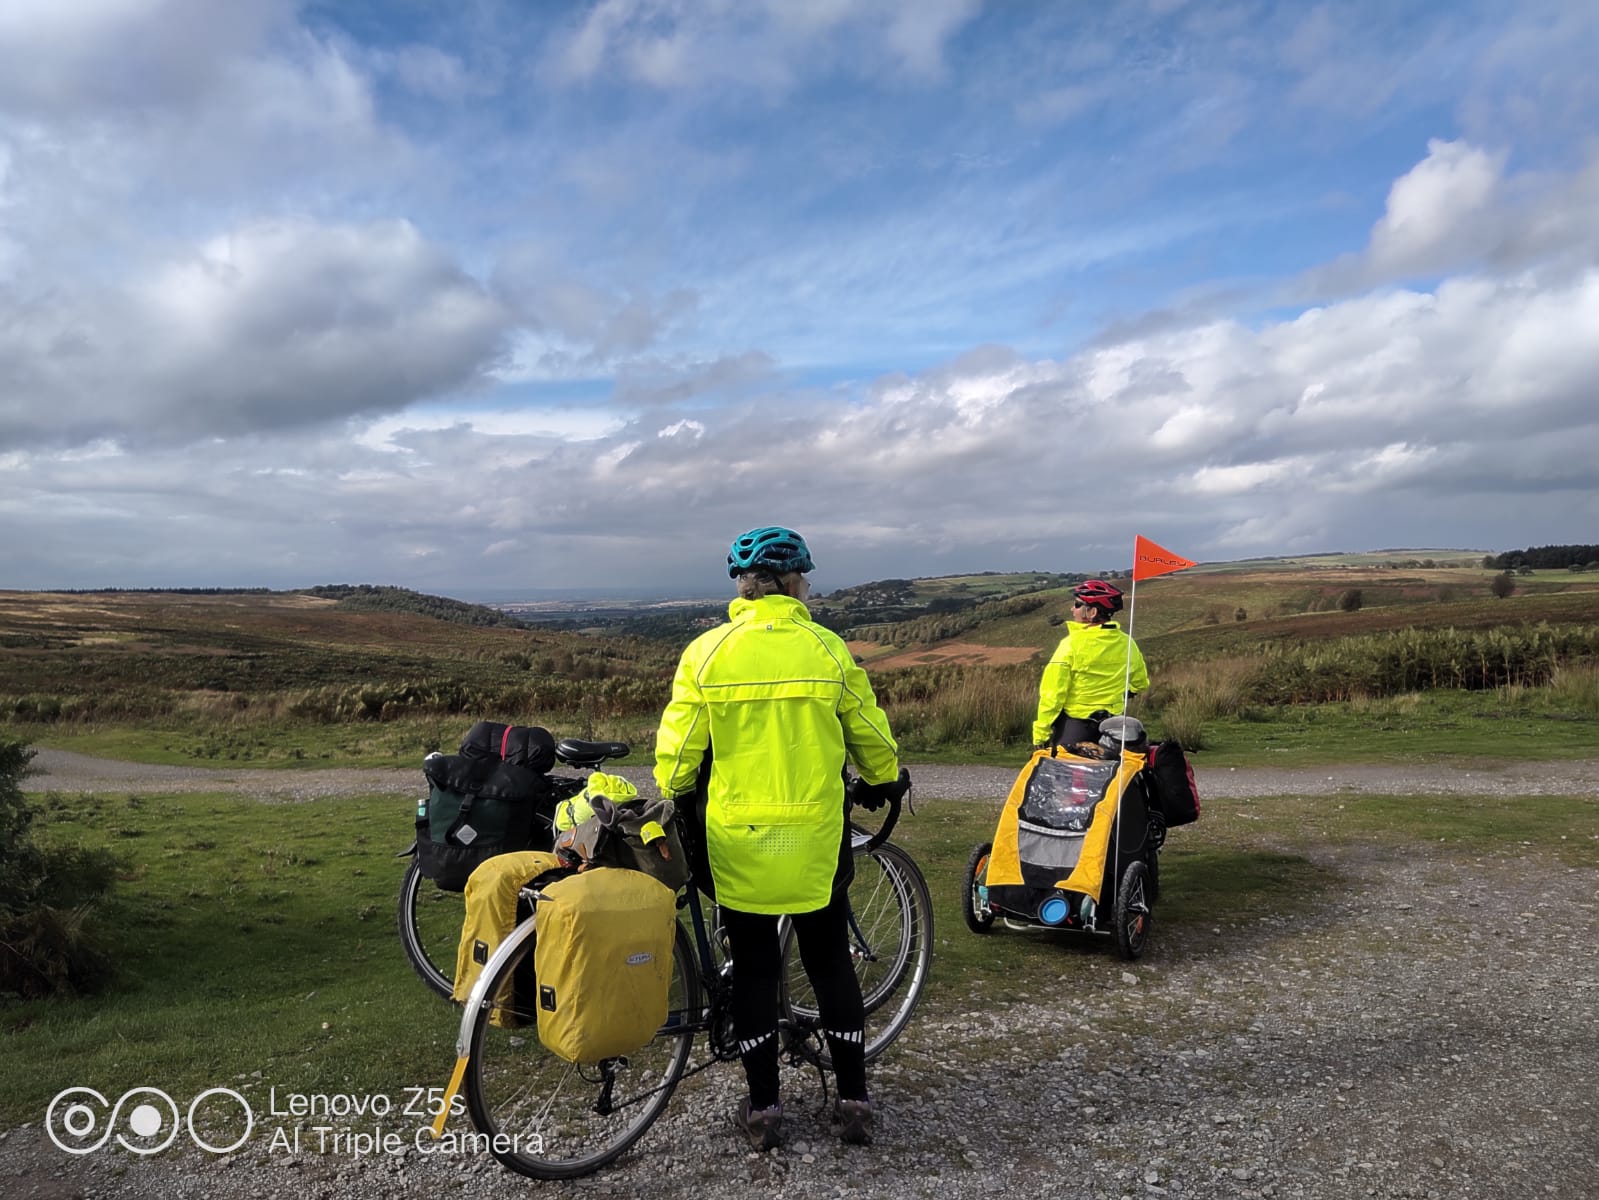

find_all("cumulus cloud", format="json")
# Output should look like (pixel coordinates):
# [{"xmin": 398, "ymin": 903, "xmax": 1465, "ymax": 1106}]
[
  {"xmin": 1308, "ymin": 140, "xmax": 1599, "ymax": 293},
  {"xmin": 1368, "ymin": 140, "xmax": 1506, "ymax": 276},
  {"xmin": 3, "ymin": 4, "xmax": 1597, "ymax": 591},
  {"xmin": 0, "ymin": 218, "xmax": 512, "ymax": 447},
  {"xmin": 7, "ymin": 238, "xmax": 1597, "ymax": 588},
  {"xmin": 0, "ymin": 0, "xmax": 289, "ymax": 118}
]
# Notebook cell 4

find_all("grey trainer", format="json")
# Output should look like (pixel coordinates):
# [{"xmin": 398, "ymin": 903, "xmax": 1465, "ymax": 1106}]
[
  {"xmin": 833, "ymin": 1097, "xmax": 874, "ymax": 1146},
  {"xmin": 735, "ymin": 1098, "xmax": 783, "ymax": 1151}
]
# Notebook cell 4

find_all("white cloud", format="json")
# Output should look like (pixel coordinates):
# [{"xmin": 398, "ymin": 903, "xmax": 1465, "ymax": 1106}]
[
  {"xmin": 1369, "ymin": 139, "xmax": 1505, "ymax": 275},
  {"xmin": 0, "ymin": 218, "xmax": 512, "ymax": 447},
  {"xmin": 0, "ymin": 0, "xmax": 288, "ymax": 117},
  {"xmin": 1308, "ymin": 140, "xmax": 1599, "ymax": 293},
  {"xmin": 3, "ymin": 4, "xmax": 1598, "ymax": 590}
]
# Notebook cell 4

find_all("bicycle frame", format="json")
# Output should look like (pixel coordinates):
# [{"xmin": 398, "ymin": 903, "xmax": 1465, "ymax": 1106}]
[{"xmin": 429, "ymin": 792, "xmax": 914, "ymax": 1141}]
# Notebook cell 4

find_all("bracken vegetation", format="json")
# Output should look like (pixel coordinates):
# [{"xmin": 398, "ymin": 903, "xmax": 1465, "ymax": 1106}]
[{"xmin": 2, "ymin": 557, "xmax": 1597, "ymax": 762}]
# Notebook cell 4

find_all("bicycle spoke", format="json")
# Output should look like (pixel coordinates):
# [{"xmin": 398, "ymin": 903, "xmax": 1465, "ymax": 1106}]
[
  {"xmin": 780, "ymin": 841, "xmax": 933, "ymax": 1063},
  {"xmin": 464, "ymin": 921, "xmax": 699, "ymax": 1180},
  {"xmin": 397, "ymin": 860, "xmax": 465, "ymax": 1000}
]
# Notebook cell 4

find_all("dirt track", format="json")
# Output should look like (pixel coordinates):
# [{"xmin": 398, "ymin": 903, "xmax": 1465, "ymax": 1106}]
[
  {"xmin": 23, "ymin": 747, "xmax": 1599, "ymax": 803},
  {"xmin": 7, "ymin": 751, "xmax": 1598, "ymax": 1199}
]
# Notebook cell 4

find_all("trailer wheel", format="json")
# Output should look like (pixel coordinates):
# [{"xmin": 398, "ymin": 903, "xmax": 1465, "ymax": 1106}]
[{"xmin": 963, "ymin": 842, "xmax": 995, "ymax": 934}]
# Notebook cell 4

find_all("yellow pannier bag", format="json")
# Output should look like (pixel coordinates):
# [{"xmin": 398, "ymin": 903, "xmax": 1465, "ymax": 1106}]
[
  {"xmin": 533, "ymin": 868, "xmax": 678, "ymax": 1063},
  {"xmin": 453, "ymin": 851, "xmax": 564, "ymax": 1017}
]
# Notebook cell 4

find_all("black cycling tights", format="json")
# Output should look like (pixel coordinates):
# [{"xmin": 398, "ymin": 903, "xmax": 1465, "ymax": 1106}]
[{"xmin": 720, "ymin": 895, "xmax": 866, "ymax": 1108}]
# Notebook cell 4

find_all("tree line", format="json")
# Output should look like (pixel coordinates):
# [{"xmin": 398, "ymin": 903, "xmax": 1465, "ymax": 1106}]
[{"xmin": 1484, "ymin": 545, "xmax": 1599, "ymax": 570}]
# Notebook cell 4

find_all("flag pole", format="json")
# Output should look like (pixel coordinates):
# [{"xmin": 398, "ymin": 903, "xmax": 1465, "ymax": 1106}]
[
  {"xmin": 1108, "ymin": 550, "xmax": 1138, "ymax": 923},
  {"xmin": 1103, "ymin": 534, "xmax": 1194, "ymax": 927}
]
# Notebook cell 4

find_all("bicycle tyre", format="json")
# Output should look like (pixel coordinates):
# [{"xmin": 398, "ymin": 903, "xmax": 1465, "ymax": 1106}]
[
  {"xmin": 397, "ymin": 858, "xmax": 464, "ymax": 1000},
  {"xmin": 1113, "ymin": 859, "xmax": 1152, "ymax": 961},
  {"xmin": 780, "ymin": 840, "xmax": 934, "ymax": 1064},
  {"xmin": 464, "ymin": 918, "xmax": 700, "ymax": 1179}
]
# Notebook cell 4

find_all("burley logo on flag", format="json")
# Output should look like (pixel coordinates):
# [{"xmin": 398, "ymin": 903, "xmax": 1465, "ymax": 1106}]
[{"xmin": 1132, "ymin": 535, "xmax": 1196, "ymax": 582}]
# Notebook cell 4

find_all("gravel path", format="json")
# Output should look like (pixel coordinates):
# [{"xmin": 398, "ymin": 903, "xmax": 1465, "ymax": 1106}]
[
  {"xmin": 6, "ymin": 752, "xmax": 1597, "ymax": 1199},
  {"xmin": 23, "ymin": 748, "xmax": 1599, "ymax": 803}
]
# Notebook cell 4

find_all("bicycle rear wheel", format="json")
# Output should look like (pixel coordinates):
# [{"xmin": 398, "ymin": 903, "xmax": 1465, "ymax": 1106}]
[
  {"xmin": 464, "ymin": 918, "xmax": 700, "ymax": 1179},
  {"xmin": 397, "ymin": 858, "xmax": 464, "ymax": 1000},
  {"xmin": 780, "ymin": 840, "xmax": 933, "ymax": 1063}
]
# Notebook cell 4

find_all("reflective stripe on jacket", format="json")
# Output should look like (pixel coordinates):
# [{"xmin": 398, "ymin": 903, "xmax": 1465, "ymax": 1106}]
[
  {"xmin": 1030, "ymin": 621, "xmax": 1150, "ymax": 745},
  {"xmin": 653, "ymin": 593, "xmax": 899, "ymax": 914}
]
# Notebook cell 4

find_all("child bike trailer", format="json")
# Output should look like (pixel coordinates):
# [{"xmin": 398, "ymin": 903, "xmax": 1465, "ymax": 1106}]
[{"xmin": 962, "ymin": 744, "xmax": 1161, "ymax": 960}]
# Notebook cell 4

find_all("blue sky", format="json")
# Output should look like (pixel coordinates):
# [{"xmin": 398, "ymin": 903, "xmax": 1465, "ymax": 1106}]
[{"xmin": 2, "ymin": 1, "xmax": 1596, "ymax": 597}]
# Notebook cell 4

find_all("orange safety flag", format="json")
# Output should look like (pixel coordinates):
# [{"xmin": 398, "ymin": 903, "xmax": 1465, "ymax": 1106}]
[{"xmin": 1133, "ymin": 535, "xmax": 1196, "ymax": 582}]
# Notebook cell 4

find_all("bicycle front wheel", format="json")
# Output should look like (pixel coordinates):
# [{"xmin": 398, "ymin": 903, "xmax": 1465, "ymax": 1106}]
[
  {"xmin": 780, "ymin": 840, "xmax": 934, "ymax": 1063},
  {"xmin": 397, "ymin": 858, "xmax": 464, "ymax": 1000},
  {"xmin": 464, "ymin": 918, "xmax": 700, "ymax": 1180}
]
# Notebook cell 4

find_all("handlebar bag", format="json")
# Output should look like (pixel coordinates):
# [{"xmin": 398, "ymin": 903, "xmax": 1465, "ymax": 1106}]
[{"xmin": 554, "ymin": 794, "xmax": 692, "ymax": 893}]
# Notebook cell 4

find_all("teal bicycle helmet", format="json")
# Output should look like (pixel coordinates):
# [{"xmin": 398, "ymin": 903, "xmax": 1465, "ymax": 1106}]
[{"xmin": 727, "ymin": 526, "xmax": 815, "ymax": 578}]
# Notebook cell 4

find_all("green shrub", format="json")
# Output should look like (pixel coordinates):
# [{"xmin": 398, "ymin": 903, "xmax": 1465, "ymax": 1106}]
[
  {"xmin": 1253, "ymin": 624, "xmax": 1598, "ymax": 703},
  {"xmin": 0, "ymin": 739, "xmax": 122, "ymax": 998},
  {"xmin": 0, "ymin": 905, "xmax": 114, "ymax": 1000}
]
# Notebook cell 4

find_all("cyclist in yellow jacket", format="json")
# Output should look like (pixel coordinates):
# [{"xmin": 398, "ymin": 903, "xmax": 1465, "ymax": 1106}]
[
  {"xmin": 1032, "ymin": 578, "xmax": 1149, "ymax": 749},
  {"xmin": 654, "ymin": 526, "xmax": 904, "ymax": 1151}
]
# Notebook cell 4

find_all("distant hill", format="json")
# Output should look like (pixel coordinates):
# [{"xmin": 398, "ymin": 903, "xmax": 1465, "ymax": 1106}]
[
  {"xmin": 298, "ymin": 584, "xmax": 536, "ymax": 629},
  {"xmin": 810, "ymin": 572, "xmax": 1080, "ymax": 631},
  {"xmin": 816, "ymin": 553, "xmax": 1599, "ymax": 667},
  {"xmin": 1191, "ymin": 549, "xmax": 1488, "ymax": 572}
]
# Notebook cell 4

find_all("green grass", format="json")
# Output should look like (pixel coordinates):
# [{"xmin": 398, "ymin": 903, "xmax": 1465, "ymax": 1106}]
[
  {"xmin": 16, "ymin": 720, "xmax": 454, "ymax": 769},
  {"xmin": 7, "ymin": 783, "xmax": 1594, "ymax": 1134},
  {"xmin": 1180, "ymin": 687, "xmax": 1599, "ymax": 766},
  {"xmin": 0, "ymin": 790, "xmax": 454, "ymax": 1128},
  {"xmin": 8, "ymin": 715, "xmax": 654, "ymax": 770},
  {"xmin": 10, "ymin": 678, "xmax": 1596, "ymax": 773}
]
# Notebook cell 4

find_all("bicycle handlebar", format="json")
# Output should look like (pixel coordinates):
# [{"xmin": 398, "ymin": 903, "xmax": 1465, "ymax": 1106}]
[{"xmin": 846, "ymin": 767, "xmax": 912, "ymax": 851}]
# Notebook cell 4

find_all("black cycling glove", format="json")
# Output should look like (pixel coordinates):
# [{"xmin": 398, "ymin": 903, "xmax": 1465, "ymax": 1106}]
[{"xmin": 849, "ymin": 768, "xmax": 911, "ymax": 811}]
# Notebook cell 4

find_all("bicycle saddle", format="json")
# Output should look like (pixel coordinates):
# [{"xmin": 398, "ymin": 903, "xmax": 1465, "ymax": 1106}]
[{"xmin": 556, "ymin": 738, "xmax": 631, "ymax": 767}]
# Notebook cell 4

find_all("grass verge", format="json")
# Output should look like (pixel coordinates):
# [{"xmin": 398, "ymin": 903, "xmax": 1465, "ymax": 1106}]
[{"xmin": 3, "ymin": 787, "xmax": 1594, "ymax": 1131}]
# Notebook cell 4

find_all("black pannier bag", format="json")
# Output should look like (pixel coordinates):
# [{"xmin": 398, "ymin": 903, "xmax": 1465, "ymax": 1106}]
[
  {"xmin": 414, "ymin": 723, "xmax": 581, "ymax": 891},
  {"xmin": 1145, "ymin": 739, "xmax": 1200, "ymax": 826}
]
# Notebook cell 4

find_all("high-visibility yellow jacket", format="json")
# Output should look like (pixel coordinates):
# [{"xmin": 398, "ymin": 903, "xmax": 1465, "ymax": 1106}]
[
  {"xmin": 1030, "ymin": 621, "xmax": 1149, "ymax": 745},
  {"xmin": 653, "ymin": 593, "xmax": 900, "ymax": 914}
]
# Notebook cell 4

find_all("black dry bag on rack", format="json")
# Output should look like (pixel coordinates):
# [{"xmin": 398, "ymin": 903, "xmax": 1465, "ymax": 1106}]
[{"xmin": 414, "ymin": 723, "xmax": 580, "ymax": 891}]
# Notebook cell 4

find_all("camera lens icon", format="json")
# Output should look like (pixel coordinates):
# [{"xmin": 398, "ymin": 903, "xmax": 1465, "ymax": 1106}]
[{"xmin": 46, "ymin": 1086, "xmax": 251, "ymax": 1155}]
